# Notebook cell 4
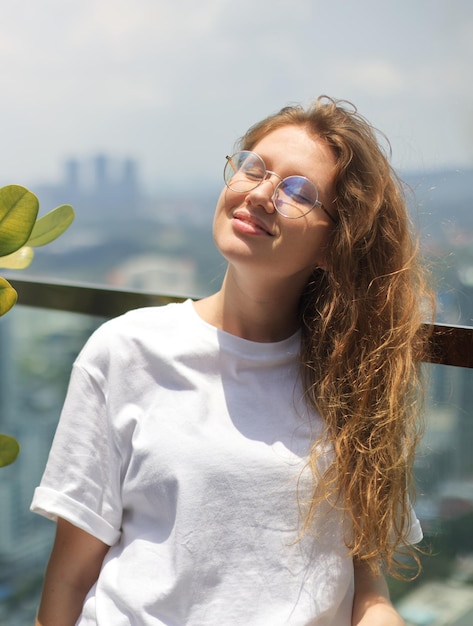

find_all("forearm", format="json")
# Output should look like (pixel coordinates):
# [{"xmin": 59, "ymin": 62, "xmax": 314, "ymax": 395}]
[
  {"xmin": 352, "ymin": 601, "xmax": 405, "ymax": 626},
  {"xmin": 35, "ymin": 518, "xmax": 109, "ymax": 626},
  {"xmin": 35, "ymin": 571, "xmax": 89, "ymax": 626},
  {"xmin": 352, "ymin": 560, "xmax": 404, "ymax": 626}
]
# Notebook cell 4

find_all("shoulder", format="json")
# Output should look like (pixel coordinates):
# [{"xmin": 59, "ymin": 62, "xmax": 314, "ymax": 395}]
[
  {"xmin": 108, "ymin": 299, "xmax": 190, "ymax": 334},
  {"xmin": 93, "ymin": 299, "xmax": 190, "ymax": 338},
  {"xmin": 75, "ymin": 300, "xmax": 194, "ymax": 370}
]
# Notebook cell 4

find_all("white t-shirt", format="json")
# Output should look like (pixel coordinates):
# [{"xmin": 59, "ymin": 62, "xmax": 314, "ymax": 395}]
[{"xmin": 31, "ymin": 300, "xmax": 422, "ymax": 625}]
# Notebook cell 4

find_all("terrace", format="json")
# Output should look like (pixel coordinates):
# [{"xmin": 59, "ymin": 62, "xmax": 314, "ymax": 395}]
[{"xmin": 1, "ymin": 277, "xmax": 473, "ymax": 625}]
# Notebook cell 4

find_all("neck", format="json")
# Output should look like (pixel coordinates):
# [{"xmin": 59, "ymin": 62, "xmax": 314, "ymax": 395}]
[{"xmin": 194, "ymin": 266, "xmax": 305, "ymax": 342}]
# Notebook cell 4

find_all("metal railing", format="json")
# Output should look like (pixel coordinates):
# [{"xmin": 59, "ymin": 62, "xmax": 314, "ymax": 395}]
[{"xmin": 8, "ymin": 277, "xmax": 473, "ymax": 369}]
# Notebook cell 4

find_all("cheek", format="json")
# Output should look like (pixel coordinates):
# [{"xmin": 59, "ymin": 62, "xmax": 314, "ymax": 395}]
[
  {"xmin": 212, "ymin": 190, "xmax": 227, "ymax": 236},
  {"xmin": 212, "ymin": 189, "xmax": 237, "ymax": 251},
  {"xmin": 212, "ymin": 186, "xmax": 246, "ymax": 231},
  {"xmin": 294, "ymin": 223, "xmax": 333, "ymax": 271},
  {"xmin": 213, "ymin": 187, "xmax": 238, "ymax": 221}
]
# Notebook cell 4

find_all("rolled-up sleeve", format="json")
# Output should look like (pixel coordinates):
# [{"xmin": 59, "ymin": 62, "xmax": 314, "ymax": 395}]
[{"xmin": 31, "ymin": 358, "xmax": 122, "ymax": 546}]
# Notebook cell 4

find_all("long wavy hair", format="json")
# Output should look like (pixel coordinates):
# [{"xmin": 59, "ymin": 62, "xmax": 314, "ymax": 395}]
[{"xmin": 239, "ymin": 96, "xmax": 433, "ymax": 578}]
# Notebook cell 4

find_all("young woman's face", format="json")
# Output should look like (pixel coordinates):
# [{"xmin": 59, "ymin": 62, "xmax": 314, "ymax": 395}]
[{"xmin": 213, "ymin": 124, "xmax": 338, "ymax": 285}]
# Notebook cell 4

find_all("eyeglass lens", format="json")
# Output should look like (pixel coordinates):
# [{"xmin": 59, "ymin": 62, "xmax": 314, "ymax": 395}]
[{"xmin": 224, "ymin": 152, "xmax": 266, "ymax": 192}]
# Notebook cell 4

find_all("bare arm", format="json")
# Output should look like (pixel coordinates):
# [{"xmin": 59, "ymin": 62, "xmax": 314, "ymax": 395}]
[
  {"xmin": 352, "ymin": 560, "xmax": 405, "ymax": 626},
  {"xmin": 35, "ymin": 517, "xmax": 110, "ymax": 626}
]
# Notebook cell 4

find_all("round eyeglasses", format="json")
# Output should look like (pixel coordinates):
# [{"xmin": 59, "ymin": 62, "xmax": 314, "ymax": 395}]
[{"xmin": 224, "ymin": 151, "xmax": 336, "ymax": 222}]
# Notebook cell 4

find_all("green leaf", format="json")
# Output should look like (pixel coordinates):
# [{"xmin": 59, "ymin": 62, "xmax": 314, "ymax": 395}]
[
  {"xmin": 0, "ymin": 185, "xmax": 39, "ymax": 256},
  {"xmin": 0, "ymin": 246, "xmax": 34, "ymax": 269},
  {"xmin": 0, "ymin": 276, "xmax": 18, "ymax": 315},
  {"xmin": 26, "ymin": 204, "xmax": 75, "ymax": 247},
  {"xmin": 0, "ymin": 434, "xmax": 20, "ymax": 467}
]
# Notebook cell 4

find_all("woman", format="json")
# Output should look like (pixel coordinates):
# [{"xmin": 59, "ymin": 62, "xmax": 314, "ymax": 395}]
[{"xmin": 32, "ymin": 96, "xmax": 430, "ymax": 625}]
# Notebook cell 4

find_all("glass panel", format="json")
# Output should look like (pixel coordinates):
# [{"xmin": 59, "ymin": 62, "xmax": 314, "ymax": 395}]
[
  {"xmin": 0, "ymin": 305, "xmax": 106, "ymax": 624},
  {"xmin": 4, "ymin": 184, "xmax": 225, "ymax": 300},
  {"xmin": 391, "ymin": 362, "xmax": 473, "ymax": 624},
  {"xmin": 412, "ymin": 169, "xmax": 473, "ymax": 328},
  {"xmin": 5, "ymin": 165, "xmax": 472, "ymax": 325},
  {"xmin": 1, "ymin": 301, "xmax": 473, "ymax": 623}
]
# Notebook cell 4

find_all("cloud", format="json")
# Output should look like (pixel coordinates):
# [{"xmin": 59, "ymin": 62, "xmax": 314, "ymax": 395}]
[{"xmin": 0, "ymin": 0, "xmax": 472, "ymax": 187}]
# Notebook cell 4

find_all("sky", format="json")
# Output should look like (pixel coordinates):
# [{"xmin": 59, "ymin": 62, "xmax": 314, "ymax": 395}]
[{"xmin": 0, "ymin": 0, "xmax": 472, "ymax": 193}]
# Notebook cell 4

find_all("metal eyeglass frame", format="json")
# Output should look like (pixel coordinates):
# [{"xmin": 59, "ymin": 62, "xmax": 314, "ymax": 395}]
[{"xmin": 224, "ymin": 151, "xmax": 337, "ymax": 223}]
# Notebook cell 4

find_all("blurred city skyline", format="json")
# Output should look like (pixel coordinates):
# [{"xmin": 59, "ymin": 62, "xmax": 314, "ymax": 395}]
[{"xmin": 1, "ymin": 0, "xmax": 472, "ymax": 193}]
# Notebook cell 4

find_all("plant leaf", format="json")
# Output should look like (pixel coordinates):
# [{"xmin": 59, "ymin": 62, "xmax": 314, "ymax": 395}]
[
  {"xmin": 26, "ymin": 204, "xmax": 75, "ymax": 247},
  {"xmin": 0, "ymin": 434, "xmax": 20, "ymax": 467},
  {"xmin": 0, "ymin": 276, "xmax": 18, "ymax": 315},
  {"xmin": 0, "ymin": 185, "xmax": 39, "ymax": 256},
  {"xmin": 0, "ymin": 246, "xmax": 35, "ymax": 269}
]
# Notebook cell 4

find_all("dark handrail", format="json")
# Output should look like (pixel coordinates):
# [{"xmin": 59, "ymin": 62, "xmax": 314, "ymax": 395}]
[
  {"xmin": 7, "ymin": 277, "xmax": 473, "ymax": 369},
  {"xmin": 8, "ymin": 277, "xmax": 185, "ymax": 318}
]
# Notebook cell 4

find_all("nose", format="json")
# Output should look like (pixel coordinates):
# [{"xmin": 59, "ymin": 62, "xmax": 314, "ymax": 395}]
[{"xmin": 245, "ymin": 172, "xmax": 281, "ymax": 214}]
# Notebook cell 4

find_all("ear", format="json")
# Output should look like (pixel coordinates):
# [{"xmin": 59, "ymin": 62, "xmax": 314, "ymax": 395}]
[
  {"xmin": 312, "ymin": 246, "xmax": 330, "ymax": 272},
  {"xmin": 314, "ymin": 257, "xmax": 328, "ymax": 272}
]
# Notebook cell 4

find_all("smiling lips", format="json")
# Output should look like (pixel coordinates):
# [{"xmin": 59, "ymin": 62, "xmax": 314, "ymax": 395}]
[{"xmin": 232, "ymin": 210, "xmax": 274, "ymax": 237}]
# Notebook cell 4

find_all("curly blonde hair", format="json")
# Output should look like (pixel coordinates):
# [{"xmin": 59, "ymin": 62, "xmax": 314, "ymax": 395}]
[{"xmin": 239, "ymin": 96, "xmax": 433, "ymax": 578}]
